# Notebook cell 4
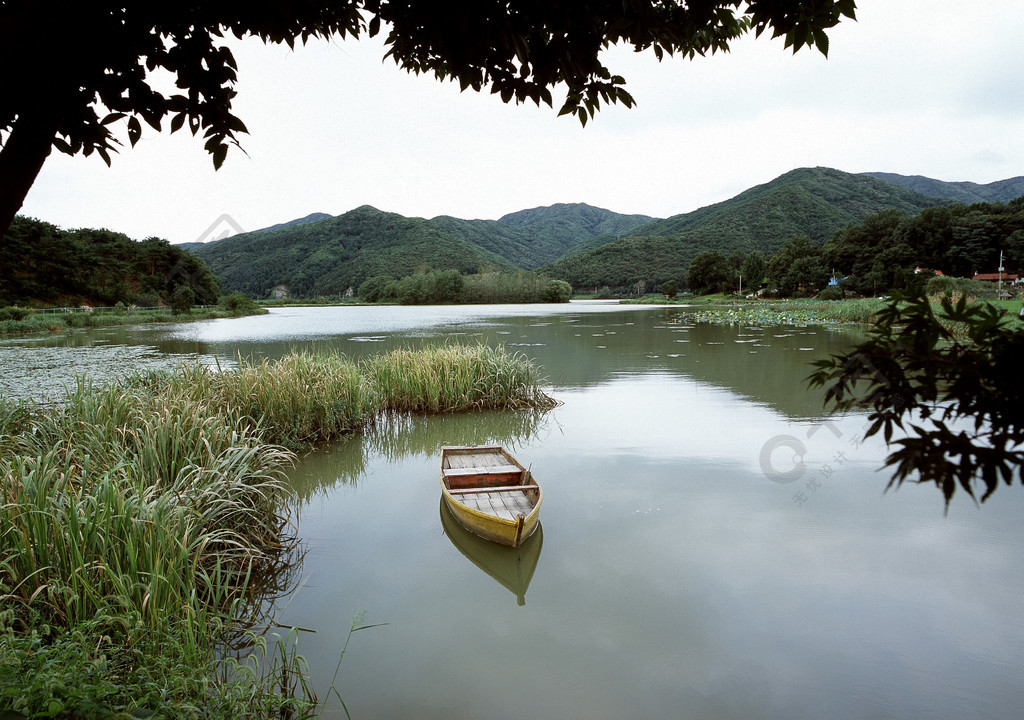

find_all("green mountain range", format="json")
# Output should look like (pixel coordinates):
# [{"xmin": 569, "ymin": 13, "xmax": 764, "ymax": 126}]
[
  {"xmin": 860, "ymin": 172, "xmax": 1024, "ymax": 204},
  {"xmin": 191, "ymin": 167, "xmax": 1023, "ymax": 296},
  {"xmin": 193, "ymin": 202, "xmax": 653, "ymax": 297},
  {"xmin": 542, "ymin": 167, "xmax": 947, "ymax": 290},
  {"xmin": 191, "ymin": 206, "xmax": 521, "ymax": 298},
  {"xmin": 432, "ymin": 203, "xmax": 654, "ymax": 269}
]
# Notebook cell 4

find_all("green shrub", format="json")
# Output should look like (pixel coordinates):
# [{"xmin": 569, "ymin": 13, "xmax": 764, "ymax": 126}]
[
  {"xmin": 357, "ymin": 274, "xmax": 396, "ymax": 303},
  {"xmin": 0, "ymin": 306, "xmax": 32, "ymax": 321},
  {"xmin": 136, "ymin": 292, "xmax": 161, "ymax": 307},
  {"xmin": 170, "ymin": 285, "xmax": 196, "ymax": 314},
  {"xmin": 542, "ymin": 279, "xmax": 573, "ymax": 303},
  {"xmin": 926, "ymin": 275, "xmax": 993, "ymax": 301},
  {"xmin": 65, "ymin": 310, "xmax": 97, "ymax": 327},
  {"xmin": 219, "ymin": 291, "xmax": 259, "ymax": 316}
]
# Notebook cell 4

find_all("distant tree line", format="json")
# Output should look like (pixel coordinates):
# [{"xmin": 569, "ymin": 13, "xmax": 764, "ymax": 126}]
[
  {"xmin": 685, "ymin": 249, "xmax": 768, "ymax": 296},
  {"xmin": 0, "ymin": 216, "xmax": 221, "ymax": 307},
  {"xmin": 820, "ymin": 199, "xmax": 1024, "ymax": 297},
  {"xmin": 683, "ymin": 198, "xmax": 1024, "ymax": 297},
  {"xmin": 358, "ymin": 267, "xmax": 572, "ymax": 304}
]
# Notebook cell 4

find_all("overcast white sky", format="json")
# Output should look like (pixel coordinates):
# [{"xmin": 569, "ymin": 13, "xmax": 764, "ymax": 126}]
[{"xmin": 18, "ymin": 0, "xmax": 1024, "ymax": 245}]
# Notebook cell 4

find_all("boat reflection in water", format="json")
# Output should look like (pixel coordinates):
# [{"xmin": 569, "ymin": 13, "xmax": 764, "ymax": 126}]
[{"xmin": 439, "ymin": 499, "xmax": 543, "ymax": 606}]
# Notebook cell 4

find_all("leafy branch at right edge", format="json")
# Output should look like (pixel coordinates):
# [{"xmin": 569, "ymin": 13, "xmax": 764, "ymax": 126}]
[{"xmin": 807, "ymin": 288, "xmax": 1024, "ymax": 507}]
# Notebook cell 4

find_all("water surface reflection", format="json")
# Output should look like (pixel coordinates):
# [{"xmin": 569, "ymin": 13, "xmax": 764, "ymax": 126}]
[{"xmin": 440, "ymin": 499, "xmax": 543, "ymax": 607}]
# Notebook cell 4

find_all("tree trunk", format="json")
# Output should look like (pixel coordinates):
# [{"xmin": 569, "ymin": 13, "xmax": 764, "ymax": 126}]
[{"xmin": 0, "ymin": 112, "xmax": 59, "ymax": 242}]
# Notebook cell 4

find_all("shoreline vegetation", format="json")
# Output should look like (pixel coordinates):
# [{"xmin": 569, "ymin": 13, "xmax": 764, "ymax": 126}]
[
  {"xmin": 357, "ymin": 268, "xmax": 573, "ymax": 305},
  {"xmin": 622, "ymin": 293, "xmax": 1024, "ymax": 334},
  {"xmin": 8, "ymin": 290, "xmax": 1020, "ymax": 341},
  {"xmin": 0, "ymin": 344, "xmax": 556, "ymax": 718},
  {"xmin": 0, "ymin": 293, "xmax": 267, "ymax": 337},
  {"xmin": 623, "ymin": 295, "xmax": 887, "ymax": 325}
]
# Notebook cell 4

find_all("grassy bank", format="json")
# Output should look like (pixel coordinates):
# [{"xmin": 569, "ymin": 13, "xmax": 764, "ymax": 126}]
[
  {"xmin": 617, "ymin": 294, "xmax": 886, "ymax": 324},
  {"xmin": 0, "ymin": 298, "xmax": 267, "ymax": 337},
  {"xmin": 631, "ymin": 294, "xmax": 1024, "ymax": 336},
  {"xmin": 1, "ymin": 344, "xmax": 555, "ymax": 717},
  {"xmin": 676, "ymin": 297, "xmax": 886, "ymax": 326}
]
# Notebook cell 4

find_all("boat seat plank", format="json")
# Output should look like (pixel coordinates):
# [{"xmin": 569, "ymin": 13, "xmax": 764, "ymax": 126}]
[
  {"xmin": 447, "ymin": 484, "xmax": 539, "ymax": 496},
  {"xmin": 444, "ymin": 464, "xmax": 522, "ymax": 478}
]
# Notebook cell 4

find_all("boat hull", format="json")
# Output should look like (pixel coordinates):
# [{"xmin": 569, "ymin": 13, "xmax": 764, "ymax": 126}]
[
  {"xmin": 440, "ymin": 445, "xmax": 542, "ymax": 548},
  {"xmin": 442, "ymin": 491, "xmax": 542, "ymax": 547}
]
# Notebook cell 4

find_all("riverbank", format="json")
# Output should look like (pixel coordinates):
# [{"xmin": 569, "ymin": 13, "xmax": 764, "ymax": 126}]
[
  {"xmin": 678, "ymin": 297, "xmax": 884, "ymax": 326},
  {"xmin": 0, "ymin": 345, "xmax": 555, "ymax": 718},
  {"xmin": 620, "ymin": 295, "xmax": 886, "ymax": 325},
  {"xmin": 0, "ymin": 296, "xmax": 267, "ymax": 337},
  {"xmin": 622, "ymin": 295, "xmax": 1024, "ymax": 330},
  {"xmin": 0, "ymin": 307, "xmax": 261, "ymax": 335}
]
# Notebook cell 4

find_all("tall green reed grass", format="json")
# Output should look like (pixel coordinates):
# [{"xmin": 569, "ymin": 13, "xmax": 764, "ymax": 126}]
[
  {"xmin": 214, "ymin": 350, "xmax": 378, "ymax": 448},
  {"xmin": 1, "ymin": 384, "xmax": 295, "ymax": 626},
  {"xmin": 365, "ymin": 343, "xmax": 557, "ymax": 413}
]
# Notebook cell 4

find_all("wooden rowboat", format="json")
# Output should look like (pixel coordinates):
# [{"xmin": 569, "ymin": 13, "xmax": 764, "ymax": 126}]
[{"xmin": 440, "ymin": 445, "xmax": 542, "ymax": 548}]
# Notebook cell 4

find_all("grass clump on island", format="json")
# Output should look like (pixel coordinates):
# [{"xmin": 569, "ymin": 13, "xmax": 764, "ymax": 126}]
[
  {"xmin": 0, "ymin": 344, "xmax": 555, "ymax": 718},
  {"xmin": 366, "ymin": 344, "xmax": 557, "ymax": 413}
]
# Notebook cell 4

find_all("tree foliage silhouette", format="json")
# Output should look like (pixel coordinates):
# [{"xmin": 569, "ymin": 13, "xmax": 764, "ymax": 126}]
[{"xmin": 0, "ymin": 1, "xmax": 857, "ymax": 239}]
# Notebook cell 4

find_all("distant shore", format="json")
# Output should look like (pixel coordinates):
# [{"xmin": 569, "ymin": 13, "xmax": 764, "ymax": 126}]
[
  {"xmin": 0, "ymin": 304, "xmax": 267, "ymax": 337},
  {"xmin": 620, "ymin": 293, "xmax": 1024, "ymax": 331},
  {"xmin": 9, "ymin": 293, "xmax": 1019, "ymax": 338},
  {"xmin": 620, "ymin": 295, "xmax": 885, "ymax": 325}
]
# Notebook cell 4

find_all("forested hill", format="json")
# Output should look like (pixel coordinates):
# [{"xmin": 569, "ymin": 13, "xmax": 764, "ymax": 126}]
[
  {"xmin": 193, "ymin": 203, "xmax": 652, "ymax": 296},
  {"xmin": 633, "ymin": 168, "xmax": 940, "ymax": 240},
  {"xmin": 193, "ymin": 167, "xmax": 1019, "ymax": 296},
  {"xmin": 540, "ymin": 167, "xmax": 948, "ymax": 291},
  {"xmin": 432, "ymin": 203, "xmax": 653, "ymax": 269},
  {"xmin": 0, "ymin": 216, "xmax": 221, "ymax": 307},
  {"xmin": 862, "ymin": 172, "xmax": 1024, "ymax": 205},
  {"xmin": 255, "ymin": 212, "xmax": 332, "ymax": 234},
  {"xmin": 191, "ymin": 205, "xmax": 518, "ymax": 298}
]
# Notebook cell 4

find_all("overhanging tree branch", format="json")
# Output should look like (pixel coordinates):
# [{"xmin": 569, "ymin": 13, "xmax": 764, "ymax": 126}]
[
  {"xmin": 808, "ymin": 288, "xmax": 1024, "ymax": 506},
  {"xmin": 0, "ymin": 1, "xmax": 857, "ymax": 241}
]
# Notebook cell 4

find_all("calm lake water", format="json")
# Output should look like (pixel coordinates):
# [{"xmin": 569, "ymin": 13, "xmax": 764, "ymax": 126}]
[{"xmin": 2, "ymin": 303, "xmax": 1022, "ymax": 719}]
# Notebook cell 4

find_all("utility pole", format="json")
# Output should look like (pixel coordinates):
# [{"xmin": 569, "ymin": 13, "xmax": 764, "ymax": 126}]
[{"xmin": 998, "ymin": 250, "xmax": 1004, "ymax": 298}]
